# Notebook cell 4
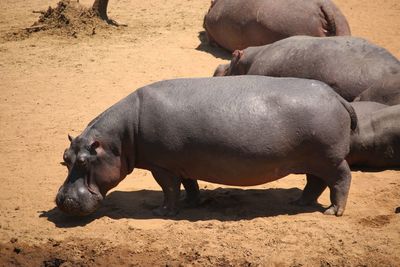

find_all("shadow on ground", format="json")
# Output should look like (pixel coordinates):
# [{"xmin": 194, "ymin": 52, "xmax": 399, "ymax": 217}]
[
  {"xmin": 350, "ymin": 166, "xmax": 400, "ymax": 172},
  {"xmin": 195, "ymin": 31, "xmax": 231, "ymax": 60},
  {"xmin": 40, "ymin": 187, "xmax": 326, "ymax": 228}
]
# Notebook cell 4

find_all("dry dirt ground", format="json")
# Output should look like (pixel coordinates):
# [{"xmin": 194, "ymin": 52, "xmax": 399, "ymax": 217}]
[{"xmin": 0, "ymin": 0, "xmax": 399, "ymax": 266}]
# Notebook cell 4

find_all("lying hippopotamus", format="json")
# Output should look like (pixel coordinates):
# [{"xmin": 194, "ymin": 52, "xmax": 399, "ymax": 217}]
[
  {"xmin": 56, "ymin": 76, "xmax": 357, "ymax": 217},
  {"xmin": 347, "ymin": 103, "xmax": 400, "ymax": 170},
  {"xmin": 354, "ymin": 85, "xmax": 400, "ymax": 106},
  {"xmin": 214, "ymin": 36, "xmax": 400, "ymax": 102},
  {"xmin": 349, "ymin": 102, "xmax": 388, "ymax": 119},
  {"xmin": 203, "ymin": 0, "xmax": 350, "ymax": 52}
]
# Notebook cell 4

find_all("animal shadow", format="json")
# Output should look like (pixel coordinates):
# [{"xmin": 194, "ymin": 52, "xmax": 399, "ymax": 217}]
[
  {"xmin": 196, "ymin": 31, "xmax": 231, "ymax": 60},
  {"xmin": 350, "ymin": 166, "xmax": 400, "ymax": 172},
  {"xmin": 40, "ymin": 187, "xmax": 325, "ymax": 228}
]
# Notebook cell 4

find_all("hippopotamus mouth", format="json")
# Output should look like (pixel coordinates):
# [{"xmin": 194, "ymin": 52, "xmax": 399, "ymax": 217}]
[{"xmin": 55, "ymin": 172, "xmax": 104, "ymax": 216}]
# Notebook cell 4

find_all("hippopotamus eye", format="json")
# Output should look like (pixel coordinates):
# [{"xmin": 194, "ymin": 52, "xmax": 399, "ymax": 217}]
[{"xmin": 88, "ymin": 141, "xmax": 100, "ymax": 155}]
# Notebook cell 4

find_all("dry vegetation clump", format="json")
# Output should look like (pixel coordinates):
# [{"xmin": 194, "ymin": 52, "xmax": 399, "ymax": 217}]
[{"xmin": 3, "ymin": 0, "xmax": 115, "ymax": 41}]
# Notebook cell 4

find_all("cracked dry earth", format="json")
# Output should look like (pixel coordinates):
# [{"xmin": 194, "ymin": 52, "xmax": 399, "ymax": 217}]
[{"xmin": 0, "ymin": 0, "xmax": 399, "ymax": 266}]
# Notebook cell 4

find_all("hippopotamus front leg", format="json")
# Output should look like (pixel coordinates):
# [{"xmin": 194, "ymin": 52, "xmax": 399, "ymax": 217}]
[
  {"xmin": 181, "ymin": 178, "xmax": 200, "ymax": 208},
  {"xmin": 293, "ymin": 174, "xmax": 328, "ymax": 206},
  {"xmin": 151, "ymin": 168, "xmax": 182, "ymax": 216}
]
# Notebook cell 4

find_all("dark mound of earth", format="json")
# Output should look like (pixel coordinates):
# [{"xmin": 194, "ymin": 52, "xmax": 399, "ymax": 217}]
[{"xmin": 4, "ymin": 0, "xmax": 114, "ymax": 41}]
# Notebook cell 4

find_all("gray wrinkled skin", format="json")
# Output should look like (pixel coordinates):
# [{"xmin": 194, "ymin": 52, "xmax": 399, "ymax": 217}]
[
  {"xmin": 355, "ymin": 85, "xmax": 400, "ymax": 106},
  {"xmin": 57, "ymin": 76, "xmax": 356, "ymax": 217},
  {"xmin": 203, "ymin": 0, "xmax": 350, "ymax": 52},
  {"xmin": 350, "ymin": 102, "xmax": 388, "ymax": 120},
  {"xmin": 347, "ymin": 104, "xmax": 400, "ymax": 170},
  {"xmin": 214, "ymin": 36, "xmax": 400, "ymax": 102}
]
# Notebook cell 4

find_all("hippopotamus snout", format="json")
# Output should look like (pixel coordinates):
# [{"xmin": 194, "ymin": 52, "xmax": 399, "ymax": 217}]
[
  {"xmin": 56, "ymin": 178, "xmax": 103, "ymax": 216},
  {"xmin": 213, "ymin": 64, "xmax": 230, "ymax": 76}
]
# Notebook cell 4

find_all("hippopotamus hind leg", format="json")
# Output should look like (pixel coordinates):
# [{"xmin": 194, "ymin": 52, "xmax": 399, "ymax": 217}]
[
  {"xmin": 323, "ymin": 160, "xmax": 352, "ymax": 216},
  {"xmin": 151, "ymin": 168, "xmax": 181, "ymax": 216},
  {"xmin": 295, "ymin": 160, "xmax": 352, "ymax": 216}
]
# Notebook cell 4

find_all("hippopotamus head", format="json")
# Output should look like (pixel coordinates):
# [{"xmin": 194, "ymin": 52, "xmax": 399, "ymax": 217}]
[
  {"xmin": 213, "ymin": 50, "xmax": 246, "ymax": 77},
  {"xmin": 213, "ymin": 64, "xmax": 230, "ymax": 76},
  {"xmin": 56, "ymin": 134, "xmax": 125, "ymax": 216}
]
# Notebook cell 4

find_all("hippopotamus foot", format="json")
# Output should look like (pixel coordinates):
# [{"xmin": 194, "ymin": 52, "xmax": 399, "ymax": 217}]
[
  {"xmin": 322, "ymin": 160, "xmax": 352, "ymax": 216},
  {"xmin": 292, "ymin": 174, "xmax": 327, "ymax": 206},
  {"xmin": 152, "ymin": 206, "xmax": 179, "ymax": 217},
  {"xmin": 323, "ymin": 205, "xmax": 342, "ymax": 216},
  {"xmin": 182, "ymin": 178, "xmax": 201, "ymax": 208},
  {"xmin": 151, "ymin": 168, "xmax": 181, "ymax": 217}
]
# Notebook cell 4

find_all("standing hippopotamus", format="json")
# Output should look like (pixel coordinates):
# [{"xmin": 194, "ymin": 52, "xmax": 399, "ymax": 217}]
[
  {"xmin": 56, "ymin": 76, "xmax": 357, "ymax": 217},
  {"xmin": 347, "ymin": 104, "xmax": 400, "ymax": 170},
  {"xmin": 203, "ymin": 0, "xmax": 350, "ymax": 52},
  {"xmin": 214, "ymin": 36, "xmax": 400, "ymax": 102}
]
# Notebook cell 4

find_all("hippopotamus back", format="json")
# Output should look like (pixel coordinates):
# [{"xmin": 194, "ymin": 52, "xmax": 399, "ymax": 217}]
[{"xmin": 214, "ymin": 36, "xmax": 400, "ymax": 102}]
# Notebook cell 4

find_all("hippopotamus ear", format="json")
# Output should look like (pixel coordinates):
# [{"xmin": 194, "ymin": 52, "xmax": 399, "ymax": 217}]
[
  {"xmin": 231, "ymin": 50, "xmax": 243, "ymax": 68},
  {"xmin": 68, "ymin": 134, "xmax": 74, "ymax": 142},
  {"xmin": 226, "ymin": 50, "xmax": 244, "ymax": 75},
  {"xmin": 231, "ymin": 50, "xmax": 243, "ymax": 64}
]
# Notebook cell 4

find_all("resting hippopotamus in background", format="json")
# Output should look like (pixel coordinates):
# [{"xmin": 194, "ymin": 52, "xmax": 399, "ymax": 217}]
[
  {"xmin": 56, "ymin": 76, "xmax": 357, "ymax": 217},
  {"xmin": 354, "ymin": 86, "xmax": 400, "ymax": 106},
  {"xmin": 214, "ymin": 36, "xmax": 400, "ymax": 102},
  {"xmin": 347, "ymin": 104, "xmax": 400, "ymax": 170},
  {"xmin": 203, "ymin": 0, "xmax": 350, "ymax": 52},
  {"xmin": 350, "ymin": 102, "xmax": 388, "ymax": 119}
]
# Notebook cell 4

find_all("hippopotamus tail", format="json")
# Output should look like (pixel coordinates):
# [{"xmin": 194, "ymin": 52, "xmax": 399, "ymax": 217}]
[
  {"xmin": 320, "ymin": 0, "xmax": 351, "ymax": 36},
  {"xmin": 336, "ymin": 94, "xmax": 358, "ymax": 132},
  {"xmin": 320, "ymin": 5, "xmax": 336, "ymax": 36}
]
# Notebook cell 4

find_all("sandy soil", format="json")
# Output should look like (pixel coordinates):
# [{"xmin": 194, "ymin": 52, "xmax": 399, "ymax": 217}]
[{"xmin": 0, "ymin": 0, "xmax": 399, "ymax": 266}]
